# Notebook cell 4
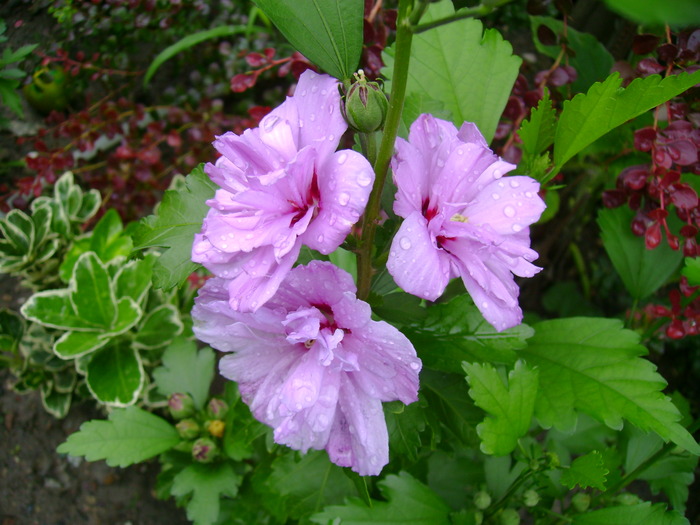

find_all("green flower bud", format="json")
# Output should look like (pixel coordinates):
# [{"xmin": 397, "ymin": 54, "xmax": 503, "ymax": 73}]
[
  {"xmin": 206, "ymin": 397, "xmax": 229, "ymax": 420},
  {"xmin": 176, "ymin": 418, "xmax": 200, "ymax": 440},
  {"xmin": 523, "ymin": 489, "xmax": 540, "ymax": 507},
  {"xmin": 168, "ymin": 392, "xmax": 195, "ymax": 420},
  {"xmin": 499, "ymin": 508, "xmax": 520, "ymax": 525},
  {"xmin": 343, "ymin": 69, "xmax": 388, "ymax": 133},
  {"xmin": 570, "ymin": 493, "xmax": 590, "ymax": 513},
  {"xmin": 473, "ymin": 490, "xmax": 492, "ymax": 510},
  {"xmin": 192, "ymin": 437, "xmax": 218, "ymax": 463}
]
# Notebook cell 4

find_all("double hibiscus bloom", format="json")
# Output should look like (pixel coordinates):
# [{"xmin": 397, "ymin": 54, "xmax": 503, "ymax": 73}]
[{"xmin": 191, "ymin": 70, "xmax": 544, "ymax": 475}]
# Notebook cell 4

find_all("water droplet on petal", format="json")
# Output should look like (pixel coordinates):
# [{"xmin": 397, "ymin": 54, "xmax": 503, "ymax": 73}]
[
  {"xmin": 357, "ymin": 170, "xmax": 372, "ymax": 187},
  {"xmin": 510, "ymin": 179, "xmax": 520, "ymax": 188},
  {"xmin": 310, "ymin": 113, "xmax": 316, "ymax": 122},
  {"xmin": 221, "ymin": 243, "xmax": 228, "ymax": 249},
  {"xmin": 262, "ymin": 115, "xmax": 281, "ymax": 132},
  {"xmin": 410, "ymin": 361, "xmax": 420, "ymax": 370},
  {"xmin": 492, "ymin": 193, "xmax": 500, "ymax": 200},
  {"xmin": 481, "ymin": 301, "xmax": 489, "ymax": 309},
  {"xmin": 301, "ymin": 90, "xmax": 307, "ymax": 96},
  {"xmin": 311, "ymin": 85, "xmax": 318, "ymax": 93},
  {"xmin": 493, "ymin": 169, "xmax": 503, "ymax": 179},
  {"xmin": 245, "ymin": 232, "xmax": 254, "ymax": 240},
  {"xmin": 317, "ymin": 234, "xmax": 324, "ymax": 243},
  {"xmin": 321, "ymin": 89, "xmax": 327, "ymax": 95},
  {"xmin": 512, "ymin": 223, "xmax": 522, "ymax": 232},
  {"xmin": 328, "ymin": 134, "xmax": 335, "ymax": 142},
  {"xmin": 498, "ymin": 182, "xmax": 505, "ymax": 188},
  {"xmin": 337, "ymin": 153, "xmax": 347, "ymax": 164},
  {"xmin": 503, "ymin": 205, "xmax": 516, "ymax": 218},
  {"xmin": 299, "ymin": 119, "xmax": 304, "ymax": 128},
  {"xmin": 338, "ymin": 193, "xmax": 350, "ymax": 206},
  {"xmin": 399, "ymin": 237, "xmax": 412, "ymax": 250},
  {"xmin": 525, "ymin": 191, "xmax": 533, "ymax": 198}
]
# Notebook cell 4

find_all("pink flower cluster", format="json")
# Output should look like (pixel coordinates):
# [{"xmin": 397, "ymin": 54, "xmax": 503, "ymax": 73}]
[{"xmin": 191, "ymin": 71, "xmax": 544, "ymax": 475}]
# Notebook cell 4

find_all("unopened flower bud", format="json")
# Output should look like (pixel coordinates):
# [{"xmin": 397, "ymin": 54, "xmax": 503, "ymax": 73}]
[
  {"xmin": 523, "ymin": 489, "xmax": 540, "ymax": 507},
  {"xmin": 571, "ymin": 493, "xmax": 590, "ymax": 512},
  {"xmin": 207, "ymin": 419, "xmax": 226, "ymax": 438},
  {"xmin": 176, "ymin": 418, "xmax": 200, "ymax": 440},
  {"xmin": 473, "ymin": 490, "xmax": 492, "ymax": 510},
  {"xmin": 206, "ymin": 397, "xmax": 229, "ymax": 419},
  {"xmin": 499, "ymin": 508, "xmax": 520, "ymax": 525},
  {"xmin": 168, "ymin": 392, "xmax": 195, "ymax": 419},
  {"xmin": 343, "ymin": 69, "xmax": 388, "ymax": 133},
  {"xmin": 192, "ymin": 437, "xmax": 218, "ymax": 463}
]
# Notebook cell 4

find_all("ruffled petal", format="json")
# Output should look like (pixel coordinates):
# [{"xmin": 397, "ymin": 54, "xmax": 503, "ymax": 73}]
[
  {"xmin": 391, "ymin": 137, "xmax": 429, "ymax": 218},
  {"xmin": 387, "ymin": 211, "xmax": 451, "ymax": 301},
  {"xmin": 272, "ymin": 260, "xmax": 357, "ymax": 310},
  {"xmin": 303, "ymin": 149, "xmax": 374, "ymax": 253}
]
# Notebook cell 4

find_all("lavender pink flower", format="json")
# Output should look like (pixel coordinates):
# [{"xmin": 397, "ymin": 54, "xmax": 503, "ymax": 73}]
[
  {"xmin": 192, "ymin": 261, "xmax": 421, "ymax": 476},
  {"xmin": 192, "ymin": 70, "xmax": 374, "ymax": 312},
  {"xmin": 387, "ymin": 114, "xmax": 546, "ymax": 331}
]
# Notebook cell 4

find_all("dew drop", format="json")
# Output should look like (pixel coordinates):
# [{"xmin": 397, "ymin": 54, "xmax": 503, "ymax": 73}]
[
  {"xmin": 525, "ymin": 191, "xmax": 533, "ymax": 198},
  {"xmin": 493, "ymin": 169, "xmax": 503, "ymax": 179},
  {"xmin": 510, "ymin": 179, "xmax": 520, "ymax": 188},
  {"xmin": 337, "ymin": 152, "xmax": 347, "ymax": 164},
  {"xmin": 245, "ymin": 232, "xmax": 254, "ymax": 240},
  {"xmin": 310, "ymin": 113, "xmax": 316, "ymax": 122},
  {"xmin": 301, "ymin": 90, "xmax": 307, "ymax": 96},
  {"xmin": 457, "ymin": 148, "xmax": 464, "ymax": 155},
  {"xmin": 328, "ymin": 134, "xmax": 335, "ymax": 141},
  {"xmin": 503, "ymin": 205, "xmax": 516, "ymax": 218},
  {"xmin": 317, "ymin": 234, "xmax": 324, "ymax": 243},
  {"xmin": 512, "ymin": 223, "xmax": 522, "ymax": 232},
  {"xmin": 221, "ymin": 243, "xmax": 228, "ymax": 249},
  {"xmin": 481, "ymin": 301, "xmax": 489, "ymax": 309},
  {"xmin": 410, "ymin": 361, "xmax": 420, "ymax": 370},
  {"xmin": 321, "ymin": 89, "xmax": 327, "ymax": 95},
  {"xmin": 498, "ymin": 181, "xmax": 505, "ymax": 188},
  {"xmin": 492, "ymin": 193, "xmax": 500, "ymax": 200},
  {"xmin": 328, "ymin": 104, "xmax": 334, "ymax": 115},
  {"xmin": 399, "ymin": 237, "xmax": 412, "ymax": 250},
  {"xmin": 357, "ymin": 171, "xmax": 372, "ymax": 187},
  {"xmin": 338, "ymin": 193, "xmax": 350, "ymax": 205},
  {"xmin": 262, "ymin": 115, "xmax": 281, "ymax": 132},
  {"xmin": 436, "ymin": 158, "xmax": 445, "ymax": 168},
  {"xmin": 299, "ymin": 119, "xmax": 304, "ymax": 128},
  {"xmin": 311, "ymin": 85, "xmax": 318, "ymax": 93}
]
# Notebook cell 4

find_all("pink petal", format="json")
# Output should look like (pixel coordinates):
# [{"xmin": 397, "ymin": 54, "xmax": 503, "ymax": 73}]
[
  {"xmin": 272, "ymin": 260, "xmax": 357, "ymax": 310},
  {"xmin": 303, "ymin": 149, "xmax": 374, "ymax": 253},
  {"xmin": 391, "ymin": 137, "xmax": 430, "ymax": 218},
  {"xmin": 387, "ymin": 211, "xmax": 451, "ymax": 301}
]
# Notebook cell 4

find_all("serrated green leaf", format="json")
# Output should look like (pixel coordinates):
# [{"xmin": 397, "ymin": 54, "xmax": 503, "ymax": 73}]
[
  {"xmin": 517, "ymin": 317, "xmax": 700, "ymax": 455},
  {"xmin": 85, "ymin": 345, "xmax": 144, "ymax": 406},
  {"xmin": 132, "ymin": 165, "xmax": 217, "ymax": 289},
  {"xmin": 561, "ymin": 450, "xmax": 608, "ymax": 490},
  {"xmin": 572, "ymin": 502, "xmax": 688, "ymax": 525},
  {"xmin": 54, "ymin": 330, "xmax": 112, "ymax": 359},
  {"xmin": 171, "ymin": 463, "xmax": 242, "ymax": 525},
  {"xmin": 311, "ymin": 472, "xmax": 451, "ymax": 525},
  {"xmin": 382, "ymin": 0, "xmax": 521, "ymax": 143},
  {"xmin": 267, "ymin": 450, "xmax": 357, "ymax": 519},
  {"xmin": 598, "ymin": 207, "xmax": 683, "ymax": 300},
  {"xmin": 406, "ymin": 296, "xmax": 530, "ymax": 373},
  {"xmin": 57, "ymin": 405, "xmax": 179, "ymax": 467},
  {"xmin": 134, "ymin": 304, "xmax": 183, "ymax": 349},
  {"xmin": 152, "ymin": 337, "xmax": 215, "ymax": 409},
  {"xmin": 531, "ymin": 16, "xmax": 614, "ymax": 93},
  {"xmin": 464, "ymin": 360, "xmax": 539, "ymax": 455},
  {"xmin": 518, "ymin": 90, "xmax": 555, "ymax": 176},
  {"xmin": 69, "ymin": 252, "xmax": 117, "ymax": 328},
  {"xmin": 21, "ymin": 290, "xmax": 96, "ymax": 331},
  {"xmin": 602, "ymin": 0, "xmax": 700, "ymax": 27},
  {"xmin": 253, "ymin": 0, "xmax": 363, "ymax": 80},
  {"xmin": 553, "ymin": 70, "xmax": 700, "ymax": 177},
  {"xmin": 681, "ymin": 257, "xmax": 700, "ymax": 287}
]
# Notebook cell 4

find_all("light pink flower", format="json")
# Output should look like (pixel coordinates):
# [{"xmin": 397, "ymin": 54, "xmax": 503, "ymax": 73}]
[
  {"xmin": 192, "ymin": 261, "xmax": 421, "ymax": 476},
  {"xmin": 192, "ymin": 70, "xmax": 374, "ymax": 312},
  {"xmin": 387, "ymin": 114, "xmax": 546, "ymax": 331}
]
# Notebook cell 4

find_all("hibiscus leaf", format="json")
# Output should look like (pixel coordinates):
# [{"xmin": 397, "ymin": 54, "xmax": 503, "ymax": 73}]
[
  {"xmin": 464, "ymin": 360, "xmax": 539, "ymax": 455},
  {"xmin": 572, "ymin": 502, "xmax": 688, "ymax": 525},
  {"xmin": 171, "ymin": 463, "xmax": 242, "ymax": 525},
  {"xmin": 517, "ymin": 317, "xmax": 700, "ymax": 455},
  {"xmin": 310, "ymin": 472, "xmax": 451, "ymax": 525},
  {"xmin": 602, "ymin": 0, "xmax": 700, "ymax": 27},
  {"xmin": 57, "ymin": 406, "xmax": 179, "ymax": 467},
  {"xmin": 266, "ymin": 450, "xmax": 356, "ymax": 520},
  {"xmin": 382, "ymin": 0, "xmax": 521, "ymax": 143},
  {"xmin": 253, "ymin": 0, "xmax": 363, "ymax": 80},
  {"xmin": 385, "ymin": 397, "xmax": 429, "ymax": 462},
  {"xmin": 518, "ymin": 90, "xmax": 556, "ymax": 180},
  {"xmin": 152, "ymin": 337, "xmax": 215, "ymax": 410},
  {"xmin": 552, "ymin": 69, "xmax": 700, "ymax": 179},
  {"xmin": 132, "ymin": 165, "xmax": 217, "ymax": 290},
  {"xmin": 560, "ymin": 450, "xmax": 608, "ymax": 490},
  {"xmin": 598, "ymin": 207, "xmax": 683, "ymax": 300}
]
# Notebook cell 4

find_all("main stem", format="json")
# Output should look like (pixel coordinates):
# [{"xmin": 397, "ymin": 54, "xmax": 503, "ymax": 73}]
[{"xmin": 356, "ymin": 0, "xmax": 413, "ymax": 300}]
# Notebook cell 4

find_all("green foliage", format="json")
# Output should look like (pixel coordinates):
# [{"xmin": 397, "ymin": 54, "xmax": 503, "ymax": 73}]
[
  {"xmin": 0, "ymin": 19, "xmax": 37, "ymax": 120},
  {"xmin": 517, "ymin": 318, "xmax": 700, "ymax": 455},
  {"xmin": 560, "ymin": 451, "xmax": 608, "ymax": 490},
  {"xmin": 598, "ymin": 207, "xmax": 683, "ymax": 300},
  {"xmin": 530, "ymin": 16, "xmax": 614, "ymax": 93},
  {"xmin": 551, "ymin": 70, "xmax": 700, "ymax": 178},
  {"xmin": 311, "ymin": 472, "xmax": 452, "ymax": 525},
  {"xmin": 132, "ymin": 164, "xmax": 217, "ymax": 290},
  {"xmin": 602, "ymin": 0, "xmax": 700, "ymax": 27},
  {"xmin": 406, "ymin": 295, "xmax": 532, "ymax": 373},
  {"xmin": 572, "ymin": 502, "xmax": 688, "ymax": 525},
  {"xmin": 385, "ymin": 396, "xmax": 429, "ymax": 462},
  {"xmin": 518, "ymin": 90, "xmax": 555, "ymax": 180},
  {"xmin": 57, "ymin": 405, "xmax": 180, "ymax": 467},
  {"xmin": 681, "ymin": 257, "xmax": 700, "ymax": 286},
  {"xmin": 152, "ymin": 337, "xmax": 215, "ymax": 410},
  {"xmin": 464, "ymin": 360, "xmax": 539, "ymax": 455},
  {"xmin": 170, "ymin": 463, "xmax": 242, "ymax": 525},
  {"xmin": 382, "ymin": 0, "xmax": 521, "ymax": 143},
  {"xmin": 253, "ymin": 0, "xmax": 364, "ymax": 80}
]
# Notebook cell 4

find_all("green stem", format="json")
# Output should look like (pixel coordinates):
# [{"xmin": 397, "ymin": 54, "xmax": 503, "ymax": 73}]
[{"xmin": 356, "ymin": 0, "xmax": 414, "ymax": 301}]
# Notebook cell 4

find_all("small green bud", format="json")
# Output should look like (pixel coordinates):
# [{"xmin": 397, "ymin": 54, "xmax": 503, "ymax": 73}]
[
  {"xmin": 206, "ymin": 397, "xmax": 229, "ymax": 420},
  {"xmin": 474, "ymin": 511, "xmax": 484, "ymax": 525},
  {"xmin": 570, "ymin": 493, "xmax": 590, "ymax": 513},
  {"xmin": 544, "ymin": 451, "xmax": 560, "ymax": 469},
  {"xmin": 499, "ymin": 508, "xmax": 520, "ymax": 525},
  {"xmin": 192, "ymin": 437, "xmax": 218, "ymax": 463},
  {"xmin": 523, "ymin": 489, "xmax": 540, "ymax": 507},
  {"xmin": 168, "ymin": 392, "xmax": 195, "ymax": 420},
  {"xmin": 176, "ymin": 418, "xmax": 200, "ymax": 440},
  {"xmin": 343, "ymin": 69, "xmax": 388, "ymax": 133},
  {"xmin": 473, "ymin": 490, "xmax": 492, "ymax": 510}
]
